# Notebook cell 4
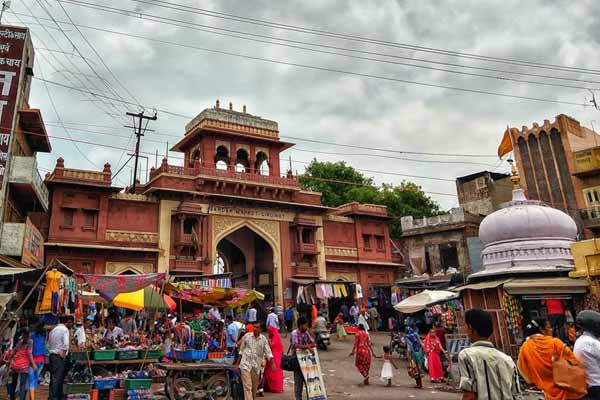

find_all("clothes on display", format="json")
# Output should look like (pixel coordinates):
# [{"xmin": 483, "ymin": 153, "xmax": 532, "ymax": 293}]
[
  {"xmin": 502, "ymin": 293, "xmax": 523, "ymax": 335},
  {"xmin": 39, "ymin": 270, "xmax": 77, "ymax": 315},
  {"xmin": 297, "ymin": 282, "xmax": 355, "ymax": 305}
]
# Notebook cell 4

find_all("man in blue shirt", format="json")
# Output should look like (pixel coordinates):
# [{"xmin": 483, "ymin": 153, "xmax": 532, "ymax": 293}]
[{"xmin": 225, "ymin": 316, "xmax": 240, "ymax": 353}]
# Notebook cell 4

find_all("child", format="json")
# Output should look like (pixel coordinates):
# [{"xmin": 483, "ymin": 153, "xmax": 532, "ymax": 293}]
[
  {"xmin": 380, "ymin": 345, "xmax": 398, "ymax": 387},
  {"xmin": 334, "ymin": 313, "xmax": 347, "ymax": 341}
]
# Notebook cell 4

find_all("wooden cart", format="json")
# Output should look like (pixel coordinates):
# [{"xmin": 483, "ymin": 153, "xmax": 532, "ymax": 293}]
[{"xmin": 155, "ymin": 362, "xmax": 239, "ymax": 400}]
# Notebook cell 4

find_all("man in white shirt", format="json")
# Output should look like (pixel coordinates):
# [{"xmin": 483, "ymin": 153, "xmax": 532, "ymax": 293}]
[
  {"xmin": 239, "ymin": 322, "xmax": 274, "ymax": 400},
  {"xmin": 209, "ymin": 306, "xmax": 221, "ymax": 321},
  {"xmin": 104, "ymin": 319, "xmax": 124, "ymax": 342},
  {"xmin": 266, "ymin": 308, "xmax": 279, "ymax": 330},
  {"xmin": 246, "ymin": 305, "xmax": 257, "ymax": 324},
  {"xmin": 574, "ymin": 310, "xmax": 600, "ymax": 398},
  {"xmin": 48, "ymin": 315, "xmax": 73, "ymax": 400},
  {"xmin": 349, "ymin": 304, "xmax": 359, "ymax": 324}
]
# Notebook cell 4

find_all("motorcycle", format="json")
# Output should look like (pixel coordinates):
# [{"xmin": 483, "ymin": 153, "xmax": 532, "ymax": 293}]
[
  {"xmin": 390, "ymin": 331, "xmax": 406, "ymax": 359},
  {"xmin": 315, "ymin": 331, "xmax": 331, "ymax": 351}
]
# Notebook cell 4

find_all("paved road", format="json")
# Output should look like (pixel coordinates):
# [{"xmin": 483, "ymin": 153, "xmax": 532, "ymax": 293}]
[{"xmin": 266, "ymin": 331, "xmax": 462, "ymax": 400}]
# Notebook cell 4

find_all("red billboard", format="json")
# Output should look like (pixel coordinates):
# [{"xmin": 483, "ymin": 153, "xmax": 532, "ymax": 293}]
[{"xmin": 0, "ymin": 26, "xmax": 27, "ymax": 187}]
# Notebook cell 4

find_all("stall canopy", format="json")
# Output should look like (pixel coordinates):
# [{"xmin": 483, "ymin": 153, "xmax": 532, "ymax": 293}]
[
  {"xmin": 394, "ymin": 289, "xmax": 459, "ymax": 313},
  {"xmin": 113, "ymin": 286, "xmax": 176, "ymax": 312},
  {"xmin": 78, "ymin": 272, "xmax": 166, "ymax": 301},
  {"xmin": 503, "ymin": 277, "xmax": 589, "ymax": 295},
  {"xmin": 165, "ymin": 282, "xmax": 264, "ymax": 308}
]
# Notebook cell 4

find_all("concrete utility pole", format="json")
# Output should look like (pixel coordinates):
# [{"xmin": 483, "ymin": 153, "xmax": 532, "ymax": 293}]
[{"xmin": 125, "ymin": 111, "xmax": 157, "ymax": 193}]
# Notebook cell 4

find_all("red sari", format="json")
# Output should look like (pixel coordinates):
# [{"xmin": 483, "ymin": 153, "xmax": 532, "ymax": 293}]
[
  {"xmin": 353, "ymin": 330, "xmax": 372, "ymax": 378},
  {"xmin": 263, "ymin": 326, "xmax": 284, "ymax": 393},
  {"xmin": 423, "ymin": 333, "xmax": 443, "ymax": 381}
]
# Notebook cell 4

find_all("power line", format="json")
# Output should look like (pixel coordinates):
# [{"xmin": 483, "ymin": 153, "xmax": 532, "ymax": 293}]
[
  {"xmin": 55, "ymin": 1, "xmax": 144, "ymax": 109},
  {"xmin": 124, "ymin": 0, "xmax": 600, "ymax": 76},
  {"xmin": 58, "ymin": 0, "xmax": 600, "ymax": 91},
  {"xmin": 18, "ymin": 13, "xmax": 592, "ymax": 108}
]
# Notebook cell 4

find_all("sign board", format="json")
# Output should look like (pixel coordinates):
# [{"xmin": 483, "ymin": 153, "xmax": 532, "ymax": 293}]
[
  {"xmin": 297, "ymin": 349, "xmax": 327, "ymax": 400},
  {"xmin": 21, "ymin": 217, "xmax": 43, "ymax": 268},
  {"xmin": 0, "ymin": 26, "xmax": 27, "ymax": 186}
]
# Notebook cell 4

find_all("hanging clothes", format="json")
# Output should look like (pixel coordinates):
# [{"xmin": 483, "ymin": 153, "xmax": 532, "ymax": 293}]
[
  {"xmin": 40, "ymin": 270, "xmax": 62, "ymax": 314},
  {"xmin": 355, "ymin": 284, "xmax": 363, "ymax": 299},
  {"xmin": 297, "ymin": 286, "xmax": 306, "ymax": 304}
]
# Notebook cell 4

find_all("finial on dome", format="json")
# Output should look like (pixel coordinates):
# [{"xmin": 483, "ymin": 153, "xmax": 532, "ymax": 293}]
[{"xmin": 507, "ymin": 158, "xmax": 520, "ymax": 189}]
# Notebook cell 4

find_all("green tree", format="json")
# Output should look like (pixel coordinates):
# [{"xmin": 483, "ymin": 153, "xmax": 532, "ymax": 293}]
[{"xmin": 299, "ymin": 160, "xmax": 440, "ymax": 238}]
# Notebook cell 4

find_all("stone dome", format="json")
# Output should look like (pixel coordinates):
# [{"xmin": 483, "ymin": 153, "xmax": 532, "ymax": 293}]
[
  {"xmin": 470, "ymin": 188, "xmax": 577, "ymax": 279},
  {"xmin": 479, "ymin": 189, "xmax": 577, "ymax": 245}
]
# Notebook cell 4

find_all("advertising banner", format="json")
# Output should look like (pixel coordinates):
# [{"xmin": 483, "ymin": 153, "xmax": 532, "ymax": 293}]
[
  {"xmin": 21, "ymin": 217, "xmax": 43, "ymax": 268},
  {"xmin": 0, "ymin": 26, "xmax": 27, "ymax": 186},
  {"xmin": 297, "ymin": 349, "xmax": 327, "ymax": 400}
]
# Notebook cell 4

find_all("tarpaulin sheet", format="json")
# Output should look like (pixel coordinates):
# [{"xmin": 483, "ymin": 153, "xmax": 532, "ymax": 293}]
[
  {"xmin": 78, "ymin": 273, "xmax": 166, "ymax": 301},
  {"xmin": 165, "ymin": 282, "xmax": 264, "ymax": 308}
]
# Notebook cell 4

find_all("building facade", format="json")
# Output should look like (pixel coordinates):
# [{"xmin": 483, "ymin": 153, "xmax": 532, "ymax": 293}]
[
  {"xmin": 508, "ymin": 114, "xmax": 600, "ymax": 235},
  {"xmin": 399, "ymin": 208, "xmax": 482, "ymax": 277},
  {"xmin": 0, "ymin": 25, "xmax": 51, "ymax": 268},
  {"xmin": 43, "ymin": 103, "xmax": 402, "ymax": 304},
  {"xmin": 456, "ymin": 171, "xmax": 512, "ymax": 216}
]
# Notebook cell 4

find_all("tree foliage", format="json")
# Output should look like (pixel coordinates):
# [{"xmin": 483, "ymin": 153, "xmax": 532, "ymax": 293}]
[{"xmin": 299, "ymin": 159, "xmax": 441, "ymax": 238}]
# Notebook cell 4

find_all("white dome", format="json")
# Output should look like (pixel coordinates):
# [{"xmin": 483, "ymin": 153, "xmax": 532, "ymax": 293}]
[{"xmin": 479, "ymin": 189, "xmax": 577, "ymax": 245}]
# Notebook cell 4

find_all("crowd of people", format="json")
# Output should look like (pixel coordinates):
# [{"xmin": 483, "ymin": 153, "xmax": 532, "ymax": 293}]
[{"xmin": 2, "ymin": 298, "xmax": 600, "ymax": 400}]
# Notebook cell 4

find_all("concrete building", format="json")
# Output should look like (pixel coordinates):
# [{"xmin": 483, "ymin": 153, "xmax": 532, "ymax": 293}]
[
  {"xmin": 0, "ymin": 25, "xmax": 51, "ymax": 268},
  {"xmin": 456, "ymin": 171, "xmax": 512, "ymax": 216},
  {"xmin": 399, "ymin": 208, "xmax": 482, "ymax": 277},
  {"xmin": 507, "ymin": 114, "xmax": 600, "ymax": 234},
  {"xmin": 42, "ymin": 103, "xmax": 403, "ymax": 304}
]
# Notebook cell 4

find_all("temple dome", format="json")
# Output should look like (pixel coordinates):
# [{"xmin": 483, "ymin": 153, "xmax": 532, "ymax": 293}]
[
  {"xmin": 479, "ymin": 189, "xmax": 577, "ymax": 245},
  {"xmin": 470, "ymin": 188, "xmax": 577, "ymax": 279}
]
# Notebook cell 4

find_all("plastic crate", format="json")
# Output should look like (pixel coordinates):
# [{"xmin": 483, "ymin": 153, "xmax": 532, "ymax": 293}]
[
  {"xmin": 117, "ymin": 350, "xmax": 139, "ymax": 360},
  {"xmin": 208, "ymin": 351, "xmax": 225, "ymax": 359},
  {"xmin": 143, "ymin": 349, "xmax": 163, "ymax": 359},
  {"xmin": 93, "ymin": 378, "xmax": 118, "ymax": 390},
  {"xmin": 70, "ymin": 351, "xmax": 90, "ymax": 361},
  {"xmin": 92, "ymin": 350, "xmax": 116, "ymax": 361},
  {"xmin": 66, "ymin": 383, "xmax": 93, "ymax": 394},
  {"xmin": 175, "ymin": 349, "xmax": 207, "ymax": 361},
  {"xmin": 124, "ymin": 378, "xmax": 152, "ymax": 390}
]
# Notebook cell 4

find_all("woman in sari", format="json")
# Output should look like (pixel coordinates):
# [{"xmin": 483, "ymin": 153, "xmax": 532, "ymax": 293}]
[
  {"xmin": 350, "ymin": 324, "xmax": 376, "ymax": 385},
  {"xmin": 423, "ymin": 328, "xmax": 446, "ymax": 383},
  {"xmin": 518, "ymin": 319, "xmax": 585, "ymax": 400},
  {"xmin": 263, "ymin": 326, "xmax": 284, "ymax": 393},
  {"xmin": 405, "ymin": 327, "xmax": 425, "ymax": 389}
]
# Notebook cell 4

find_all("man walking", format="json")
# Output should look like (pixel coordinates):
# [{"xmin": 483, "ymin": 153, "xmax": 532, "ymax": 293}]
[
  {"xmin": 48, "ymin": 315, "xmax": 73, "ymax": 400},
  {"xmin": 574, "ymin": 310, "xmax": 600, "ymax": 398},
  {"xmin": 225, "ymin": 316, "xmax": 240, "ymax": 353},
  {"xmin": 291, "ymin": 317, "xmax": 316, "ymax": 400},
  {"xmin": 349, "ymin": 303, "xmax": 359, "ymax": 325},
  {"xmin": 368, "ymin": 305, "xmax": 379, "ymax": 332},
  {"xmin": 266, "ymin": 307, "xmax": 279, "ymax": 330},
  {"xmin": 458, "ymin": 309, "xmax": 521, "ymax": 400},
  {"xmin": 239, "ymin": 322, "xmax": 274, "ymax": 400}
]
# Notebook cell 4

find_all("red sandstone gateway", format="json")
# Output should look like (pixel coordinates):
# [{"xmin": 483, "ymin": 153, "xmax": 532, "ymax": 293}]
[{"xmin": 43, "ymin": 102, "xmax": 402, "ymax": 304}]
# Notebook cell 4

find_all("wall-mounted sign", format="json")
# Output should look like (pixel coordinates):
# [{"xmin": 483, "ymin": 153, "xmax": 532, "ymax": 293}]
[
  {"xmin": 0, "ymin": 26, "xmax": 27, "ymax": 187},
  {"xmin": 22, "ymin": 217, "xmax": 43, "ymax": 268}
]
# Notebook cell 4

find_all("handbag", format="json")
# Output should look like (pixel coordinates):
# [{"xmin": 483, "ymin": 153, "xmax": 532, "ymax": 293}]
[
  {"xmin": 281, "ymin": 343, "xmax": 300, "ymax": 372},
  {"xmin": 407, "ymin": 358, "xmax": 420, "ymax": 379},
  {"xmin": 552, "ymin": 343, "xmax": 587, "ymax": 396}
]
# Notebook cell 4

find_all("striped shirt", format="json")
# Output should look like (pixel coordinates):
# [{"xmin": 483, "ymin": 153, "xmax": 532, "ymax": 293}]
[
  {"xmin": 458, "ymin": 341, "xmax": 522, "ymax": 400},
  {"xmin": 239, "ymin": 332, "xmax": 273, "ymax": 372}
]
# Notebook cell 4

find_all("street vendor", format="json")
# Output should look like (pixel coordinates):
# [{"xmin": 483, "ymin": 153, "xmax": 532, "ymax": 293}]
[{"xmin": 103, "ymin": 318, "xmax": 124, "ymax": 342}]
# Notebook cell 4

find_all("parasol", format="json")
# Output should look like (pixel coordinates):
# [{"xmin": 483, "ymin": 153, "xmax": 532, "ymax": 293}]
[
  {"xmin": 393, "ymin": 290, "xmax": 458, "ymax": 314},
  {"xmin": 113, "ymin": 286, "xmax": 175, "ymax": 311}
]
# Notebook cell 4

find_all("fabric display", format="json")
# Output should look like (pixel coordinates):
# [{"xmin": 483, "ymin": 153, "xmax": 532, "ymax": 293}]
[
  {"xmin": 355, "ymin": 284, "xmax": 363, "ymax": 299},
  {"xmin": 297, "ymin": 283, "xmax": 353, "ymax": 304},
  {"xmin": 39, "ymin": 270, "xmax": 77, "ymax": 315},
  {"xmin": 502, "ymin": 293, "xmax": 523, "ymax": 335},
  {"xmin": 78, "ymin": 273, "xmax": 166, "ymax": 301},
  {"xmin": 184, "ymin": 278, "xmax": 232, "ymax": 289},
  {"xmin": 574, "ymin": 294, "xmax": 600, "ymax": 313}
]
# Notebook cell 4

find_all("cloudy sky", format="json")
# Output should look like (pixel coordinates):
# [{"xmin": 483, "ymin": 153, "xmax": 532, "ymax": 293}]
[{"xmin": 8, "ymin": 0, "xmax": 600, "ymax": 209}]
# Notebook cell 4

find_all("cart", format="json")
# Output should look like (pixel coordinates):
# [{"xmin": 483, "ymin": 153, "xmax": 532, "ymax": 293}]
[{"xmin": 156, "ymin": 362, "xmax": 239, "ymax": 400}]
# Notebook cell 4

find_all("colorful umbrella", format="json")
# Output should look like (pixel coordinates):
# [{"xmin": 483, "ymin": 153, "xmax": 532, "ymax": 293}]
[{"xmin": 113, "ymin": 286, "xmax": 173, "ymax": 311}]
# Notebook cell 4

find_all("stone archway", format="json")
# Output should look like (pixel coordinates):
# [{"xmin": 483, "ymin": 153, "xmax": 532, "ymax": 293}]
[{"xmin": 212, "ymin": 216, "xmax": 282, "ymax": 303}]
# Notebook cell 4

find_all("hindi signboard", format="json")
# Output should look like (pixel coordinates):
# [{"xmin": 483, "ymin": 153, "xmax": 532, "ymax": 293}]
[
  {"xmin": 21, "ymin": 217, "xmax": 43, "ymax": 268},
  {"xmin": 0, "ymin": 26, "xmax": 27, "ymax": 187},
  {"xmin": 297, "ymin": 349, "xmax": 327, "ymax": 400}
]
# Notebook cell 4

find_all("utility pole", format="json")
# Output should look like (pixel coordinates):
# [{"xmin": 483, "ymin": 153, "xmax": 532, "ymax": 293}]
[{"xmin": 125, "ymin": 111, "xmax": 157, "ymax": 193}]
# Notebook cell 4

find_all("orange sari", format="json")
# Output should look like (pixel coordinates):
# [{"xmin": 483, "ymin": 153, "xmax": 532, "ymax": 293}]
[{"xmin": 517, "ymin": 335, "xmax": 584, "ymax": 400}]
